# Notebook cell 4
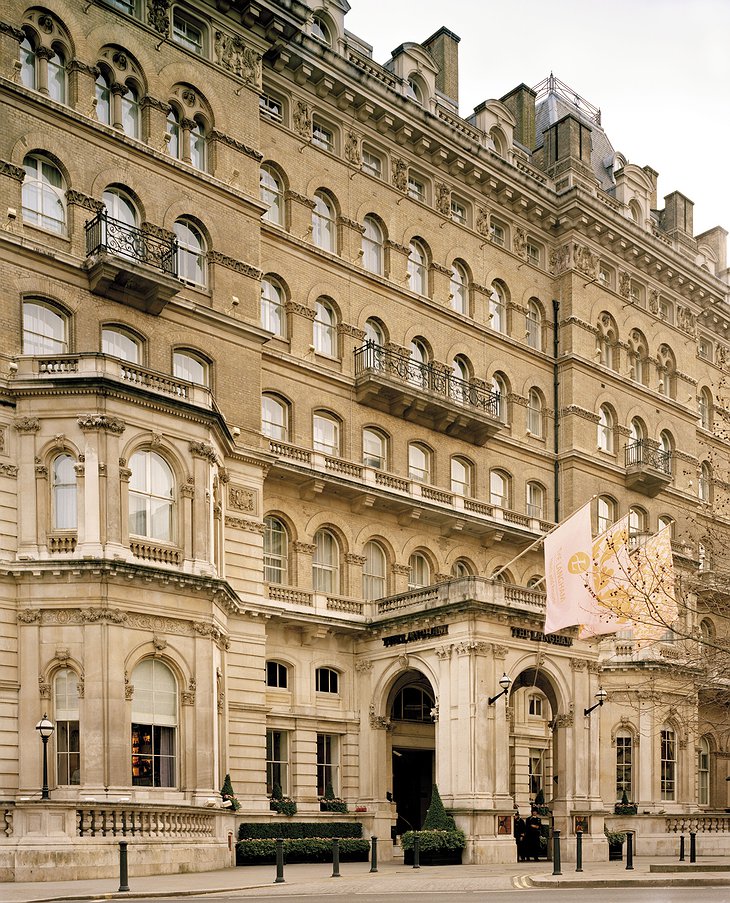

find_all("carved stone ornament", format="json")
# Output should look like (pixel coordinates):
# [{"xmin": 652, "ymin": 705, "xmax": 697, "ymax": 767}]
[
  {"xmin": 455, "ymin": 640, "xmax": 489, "ymax": 656},
  {"xmin": 0, "ymin": 463, "xmax": 18, "ymax": 477},
  {"xmin": 435, "ymin": 181, "xmax": 451, "ymax": 216},
  {"xmin": 15, "ymin": 417, "xmax": 40, "ymax": 434},
  {"xmin": 677, "ymin": 306, "xmax": 697, "ymax": 336},
  {"xmin": 648, "ymin": 288, "xmax": 659, "ymax": 314},
  {"xmin": 0, "ymin": 428, "xmax": 4, "ymax": 452},
  {"xmin": 618, "ymin": 270, "xmax": 631, "ymax": 298},
  {"xmin": 491, "ymin": 643, "xmax": 509, "ymax": 659},
  {"xmin": 285, "ymin": 300, "xmax": 316, "ymax": 320},
  {"xmin": 125, "ymin": 674, "xmax": 134, "ymax": 700},
  {"xmin": 514, "ymin": 227, "xmax": 527, "ymax": 258},
  {"xmin": 181, "ymin": 690, "xmax": 195, "ymax": 705},
  {"xmin": 39, "ymin": 677, "xmax": 51, "ymax": 699},
  {"xmin": 228, "ymin": 484, "xmax": 255, "ymax": 513},
  {"xmin": 224, "ymin": 515, "xmax": 265, "ymax": 533},
  {"xmin": 55, "ymin": 647, "xmax": 70, "ymax": 663},
  {"xmin": 587, "ymin": 661, "xmax": 602, "ymax": 673},
  {"xmin": 430, "ymin": 703, "xmax": 439, "ymax": 723},
  {"xmin": 435, "ymin": 645, "xmax": 452, "ymax": 659},
  {"xmin": 207, "ymin": 249, "xmax": 262, "ymax": 280},
  {"xmin": 344, "ymin": 131, "xmax": 360, "ymax": 165},
  {"xmin": 550, "ymin": 244, "xmax": 570, "ymax": 275},
  {"xmin": 355, "ymin": 659, "xmax": 373, "ymax": 672},
  {"xmin": 345, "ymin": 553, "xmax": 366, "ymax": 566},
  {"xmin": 391, "ymin": 563, "xmax": 411, "ymax": 576},
  {"xmin": 152, "ymin": 635, "xmax": 167, "ymax": 652},
  {"xmin": 77, "ymin": 415, "xmax": 125, "ymax": 434},
  {"xmin": 292, "ymin": 541, "xmax": 316, "ymax": 555},
  {"xmin": 189, "ymin": 441, "xmax": 218, "ymax": 464},
  {"xmin": 293, "ymin": 100, "xmax": 311, "ymax": 137},
  {"xmin": 570, "ymin": 658, "xmax": 588, "ymax": 671},
  {"xmin": 573, "ymin": 243, "xmax": 597, "ymax": 277},
  {"xmin": 554, "ymin": 711, "xmax": 574, "ymax": 728},
  {"xmin": 0, "ymin": 22, "xmax": 25, "ymax": 43},
  {"xmin": 391, "ymin": 158, "xmax": 408, "ymax": 192},
  {"xmin": 18, "ymin": 609, "xmax": 42, "ymax": 623},
  {"xmin": 209, "ymin": 130, "xmax": 261, "ymax": 161},
  {"xmin": 214, "ymin": 31, "xmax": 261, "ymax": 86},
  {"xmin": 476, "ymin": 207, "xmax": 490, "ymax": 236},
  {"xmin": 369, "ymin": 704, "xmax": 392, "ymax": 731},
  {"xmin": 146, "ymin": 0, "xmax": 170, "ymax": 35},
  {"xmin": 65, "ymin": 189, "xmax": 104, "ymax": 212}
]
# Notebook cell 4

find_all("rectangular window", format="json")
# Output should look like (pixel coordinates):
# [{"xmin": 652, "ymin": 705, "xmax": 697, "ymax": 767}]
[
  {"xmin": 315, "ymin": 667, "xmax": 339, "ymax": 694},
  {"xmin": 659, "ymin": 298, "xmax": 673, "ymax": 324},
  {"xmin": 699, "ymin": 338, "xmax": 713, "ymax": 361},
  {"xmin": 316, "ymin": 733, "xmax": 339, "ymax": 797},
  {"xmin": 266, "ymin": 661, "xmax": 288, "ymax": 689},
  {"xmin": 490, "ymin": 222, "xmax": 505, "ymax": 247},
  {"xmin": 172, "ymin": 10, "xmax": 205, "ymax": 55},
  {"xmin": 598, "ymin": 263, "xmax": 614, "ymax": 289},
  {"xmin": 450, "ymin": 198, "xmax": 467, "ymax": 225},
  {"xmin": 616, "ymin": 735, "xmax": 632, "ymax": 800},
  {"xmin": 526, "ymin": 242, "xmax": 541, "ymax": 267},
  {"xmin": 312, "ymin": 121, "xmax": 334, "ymax": 152},
  {"xmin": 361, "ymin": 148, "xmax": 382, "ymax": 178},
  {"xmin": 259, "ymin": 92, "xmax": 283, "ymax": 123},
  {"xmin": 529, "ymin": 749, "xmax": 544, "ymax": 797},
  {"xmin": 528, "ymin": 695, "xmax": 542, "ymax": 717},
  {"xmin": 56, "ymin": 720, "xmax": 80, "ymax": 785},
  {"xmin": 407, "ymin": 175, "xmax": 425, "ymax": 202},
  {"xmin": 661, "ymin": 729, "xmax": 676, "ymax": 800},
  {"xmin": 266, "ymin": 729, "xmax": 289, "ymax": 796},
  {"xmin": 131, "ymin": 724, "xmax": 175, "ymax": 787}
]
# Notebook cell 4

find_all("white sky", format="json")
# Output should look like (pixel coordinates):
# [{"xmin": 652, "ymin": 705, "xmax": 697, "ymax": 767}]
[{"xmin": 346, "ymin": 0, "xmax": 730, "ymax": 239}]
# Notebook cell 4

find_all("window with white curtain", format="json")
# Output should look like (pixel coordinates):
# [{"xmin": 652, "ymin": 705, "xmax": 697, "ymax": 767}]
[
  {"xmin": 408, "ymin": 552, "xmax": 430, "ymax": 590},
  {"xmin": 173, "ymin": 351, "xmax": 208, "ymax": 386},
  {"xmin": 698, "ymin": 736, "xmax": 710, "ymax": 806},
  {"xmin": 362, "ymin": 540, "xmax": 386, "ymax": 600},
  {"xmin": 128, "ymin": 450, "xmax": 175, "ymax": 542},
  {"xmin": 312, "ymin": 192, "xmax": 335, "ymax": 251},
  {"xmin": 23, "ymin": 301, "xmax": 68, "ymax": 355},
  {"xmin": 450, "ymin": 262, "xmax": 467, "ymax": 314},
  {"xmin": 261, "ymin": 395, "xmax": 289, "ymax": 442},
  {"xmin": 52, "ymin": 454, "xmax": 77, "ymax": 531},
  {"xmin": 362, "ymin": 216, "xmax": 383, "ymax": 275},
  {"xmin": 55, "ymin": 669, "xmax": 80, "ymax": 785},
  {"xmin": 263, "ymin": 516, "xmax": 288, "ymax": 584},
  {"xmin": 451, "ymin": 456, "xmax": 472, "ymax": 497},
  {"xmin": 102, "ymin": 327, "xmax": 140, "ymax": 363},
  {"xmin": 174, "ymin": 219, "xmax": 207, "ymax": 287},
  {"xmin": 261, "ymin": 278, "xmax": 286, "ymax": 337},
  {"xmin": 408, "ymin": 443, "xmax": 431, "ymax": 483},
  {"xmin": 313, "ymin": 412, "xmax": 340, "ymax": 456},
  {"xmin": 362, "ymin": 428, "xmax": 386, "ymax": 469},
  {"xmin": 527, "ymin": 388, "xmax": 543, "ymax": 436},
  {"xmin": 597, "ymin": 405, "xmax": 614, "ymax": 452},
  {"xmin": 490, "ymin": 470, "xmax": 509, "ymax": 508},
  {"xmin": 131, "ymin": 659, "xmax": 177, "ymax": 787},
  {"xmin": 313, "ymin": 529, "xmax": 339, "ymax": 593},
  {"xmin": 22, "ymin": 154, "xmax": 66, "ymax": 233},
  {"xmin": 314, "ymin": 299, "xmax": 337, "ymax": 356},
  {"xmin": 260, "ymin": 166, "xmax": 284, "ymax": 226},
  {"xmin": 407, "ymin": 240, "xmax": 427, "ymax": 295},
  {"xmin": 526, "ymin": 299, "xmax": 542, "ymax": 349}
]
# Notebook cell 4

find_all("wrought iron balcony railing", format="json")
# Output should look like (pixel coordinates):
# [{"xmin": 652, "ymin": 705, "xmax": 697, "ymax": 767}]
[
  {"xmin": 625, "ymin": 439, "xmax": 672, "ymax": 474},
  {"xmin": 354, "ymin": 341, "xmax": 501, "ymax": 418},
  {"xmin": 85, "ymin": 210, "xmax": 178, "ymax": 277}
]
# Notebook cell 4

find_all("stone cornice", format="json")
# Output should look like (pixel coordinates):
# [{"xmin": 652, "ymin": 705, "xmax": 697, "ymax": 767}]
[
  {"xmin": 0, "ymin": 159, "xmax": 25, "ymax": 182},
  {"xmin": 207, "ymin": 250, "xmax": 262, "ymax": 280},
  {"xmin": 66, "ymin": 189, "xmax": 104, "ymax": 212},
  {"xmin": 209, "ymin": 129, "xmax": 262, "ymax": 161}
]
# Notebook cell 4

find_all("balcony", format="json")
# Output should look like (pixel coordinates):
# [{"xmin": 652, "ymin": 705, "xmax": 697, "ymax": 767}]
[
  {"xmin": 353, "ymin": 342, "xmax": 502, "ymax": 445},
  {"xmin": 624, "ymin": 440, "xmax": 672, "ymax": 496},
  {"xmin": 83, "ymin": 211, "xmax": 181, "ymax": 314}
]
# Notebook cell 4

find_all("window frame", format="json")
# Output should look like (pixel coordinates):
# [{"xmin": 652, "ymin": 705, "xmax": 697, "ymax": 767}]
[
  {"xmin": 260, "ymin": 165, "xmax": 284, "ymax": 226},
  {"xmin": 263, "ymin": 515, "xmax": 289, "ymax": 584},
  {"xmin": 128, "ymin": 449, "xmax": 175, "ymax": 544},
  {"xmin": 408, "ymin": 552, "xmax": 431, "ymax": 590},
  {"xmin": 51, "ymin": 452, "xmax": 77, "ymax": 532},
  {"xmin": 408, "ymin": 442, "xmax": 432, "ymax": 484},
  {"xmin": 362, "ymin": 540, "xmax": 387, "ymax": 600},
  {"xmin": 660, "ymin": 726, "xmax": 676, "ymax": 801},
  {"xmin": 23, "ymin": 299, "xmax": 68, "ymax": 355},
  {"xmin": 174, "ymin": 219, "xmax": 207, "ymax": 287},
  {"xmin": 362, "ymin": 428, "xmax": 387, "ymax": 470},
  {"xmin": 407, "ymin": 239, "xmax": 428, "ymax": 296},
  {"xmin": 313, "ymin": 298, "xmax": 338, "ymax": 357},
  {"xmin": 616, "ymin": 730, "xmax": 633, "ymax": 801},
  {"xmin": 315, "ymin": 666, "xmax": 339, "ymax": 694},
  {"xmin": 266, "ymin": 728, "xmax": 289, "ymax": 796},
  {"xmin": 172, "ymin": 350, "xmax": 209, "ymax": 387},
  {"xmin": 312, "ymin": 529, "xmax": 340, "ymax": 594},
  {"xmin": 450, "ymin": 455, "xmax": 473, "ymax": 497},
  {"xmin": 313, "ymin": 411, "xmax": 340, "ymax": 456},
  {"xmin": 171, "ymin": 7, "xmax": 207, "ymax": 56},
  {"xmin": 261, "ymin": 394, "xmax": 289, "ymax": 443},
  {"xmin": 316, "ymin": 733, "xmax": 339, "ymax": 797},
  {"xmin": 266, "ymin": 660, "xmax": 288, "ymax": 689},
  {"xmin": 22, "ymin": 154, "xmax": 66, "ymax": 234},
  {"xmin": 131, "ymin": 658, "xmax": 177, "ymax": 788},
  {"xmin": 312, "ymin": 192, "xmax": 336, "ymax": 252},
  {"xmin": 261, "ymin": 277, "xmax": 287, "ymax": 338}
]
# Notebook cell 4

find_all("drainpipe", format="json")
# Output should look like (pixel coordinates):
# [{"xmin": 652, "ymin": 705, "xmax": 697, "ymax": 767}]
[{"xmin": 552, "ymin": 300, "xmax": 560, "ymax": 523}]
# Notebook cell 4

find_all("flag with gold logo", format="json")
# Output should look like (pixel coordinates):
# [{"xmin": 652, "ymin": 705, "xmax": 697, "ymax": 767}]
[
  {"xmin": 627, "ymin": 525, "xmax": 676, "ymax": 646},
  {"xmin": 544, "ymin": 503, "xmax": 594, "ymax": 634},
  {"xmin": 580, "ymin": 515, "xmax": 633, "ymax": 637}
]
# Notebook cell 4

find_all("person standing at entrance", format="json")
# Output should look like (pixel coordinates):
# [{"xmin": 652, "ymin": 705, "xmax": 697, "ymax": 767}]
[
  {"xmin": 525, "ymin": 806, "xmax": 542, "ymax": 861},
  {"xmin": 514, "ymin": 810, "xmax": 526, "ymax": 862}
]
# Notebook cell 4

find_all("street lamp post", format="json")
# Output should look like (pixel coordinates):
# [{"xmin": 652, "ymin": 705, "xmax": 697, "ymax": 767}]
[
  {"xmin": 584, "ymin": 687, "xmax": 608, "ymax": 717},
  {"xmin": 488, "ymin": 673, "xmax": 512, "ymax": 705},
  {"xmin": 35, "ymin": 714, "xmax": 55, "ymax": 800}
]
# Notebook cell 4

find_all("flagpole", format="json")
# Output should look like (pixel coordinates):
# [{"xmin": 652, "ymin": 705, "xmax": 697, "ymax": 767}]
[{"xmin": 491, "ymin": 496, "xmax": 596, "ymax": 579}]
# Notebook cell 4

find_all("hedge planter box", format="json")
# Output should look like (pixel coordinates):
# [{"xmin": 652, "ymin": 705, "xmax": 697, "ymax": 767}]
[
  {"xmin": 401, "ymin": 828, "xmax": 466, "ymax": 867},
  {"xmin": 608, "ymin": 842, "xmax": 624, "ymax": 861},
  {"xmin": 236, "ymin": 837, "xmax": 370, "ymax": 865},
  {"xmin": 403, "ymin": 848, "xmax": 463, "ymax": 866}
]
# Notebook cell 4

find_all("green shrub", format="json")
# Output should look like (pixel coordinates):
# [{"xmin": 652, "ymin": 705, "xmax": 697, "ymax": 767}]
[
  {"xmin": 604, "ymin": 827, "xmax": 626, "ymax": 845},
  {"xmin": 220, "ymin": 773, "xmax": 240, "ymax": 811},
  {"xmin": 238, "ymin": 822, "xmax": 362, "ymax": 840},
  {"xmin": 320, "ymin": 799, "xmax": 348, "ymax": 813},
  {"xmin": 269, "ymin": 798, "xmax": 297, "ymax": 816},
  {"xmin": 422, "ymin": 785, "xmax": 456, "ymax": 831},
  {"xmin": 401, "ymin": 829, "xmax": 466, "ymax": 854},
  {"xmin": 236, "ymin": 837, "xmax": 370, "ymax": 864}
]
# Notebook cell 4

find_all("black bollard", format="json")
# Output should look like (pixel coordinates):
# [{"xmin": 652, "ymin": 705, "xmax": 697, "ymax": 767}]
[
  {"xmin": 118, "ymin": 841, "xmax": 130, "ymax": 893},
  {"xmin": 552, "ymin": 830, "xmax": 562, "ymax": 876},
  {"xmin": 679, "ymin": 834, "xmax": 685, "ymax": 861},
  {"xmin": 575, "ymin": 830, "xmax": 583, "ymax": 873},
  {"xmin": 332, "ymin": 838, "xmax": 341, "ymax": 878},
  {"xmin": 626, "ymin": 831, "xmax": 634, "ymax": 870},
  {"xmin": 274, "ymin": 838, "xmax": 285, "ymax": 884},
  {"xmin": 413, "ymin": 834, "xmax": 420, "ymax": 869},
  {"xmin": 690, "ymin": 831, "xmax": 696, "ymax": 864},
  {"xmin": 370, "ymin": 835, "xmax": 378, "ymax": 873}
]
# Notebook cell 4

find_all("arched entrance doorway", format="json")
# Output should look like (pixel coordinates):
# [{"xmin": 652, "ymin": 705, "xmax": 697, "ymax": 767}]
[
  {"xmin": 509, "ymin": 668, "xmax": 561, "ymax": 814},
  {"xmin": 387, "ymin": 669, "xmax": 435, "ymax": 834}
]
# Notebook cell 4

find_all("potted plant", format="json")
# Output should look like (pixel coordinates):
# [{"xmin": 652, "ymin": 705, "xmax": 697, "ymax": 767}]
[
  {"xmin": 269, "ymin": 782, "xmax": 297, "ymax": 817},
  {"xmin": 402, "ymin": 784, "xmax": 466, "ymax": 866},
  {"xmin": 220, "ymin": 773, "xmax": 241, "ymax": 811},
  {"xmin": 614, "ymin": 789, "xmax": 638, "ymax": 816},
  {"xmin": 605, "ymin": 826, "xmax": 626, "ymax": 861},
  {"xmin": 320, "ymin": 781, "xmax": 348, "ymax": 813}
]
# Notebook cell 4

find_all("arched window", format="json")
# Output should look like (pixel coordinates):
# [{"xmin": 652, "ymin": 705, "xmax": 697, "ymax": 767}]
[
  {"xmin": 96, "ymin": 71, "xmax": 112, "ymax": 125},
  {"xmin": 313, "ymin": 529, "xmax": 339, "ymax": 593},
  {"xmin": 526, "ymin": 482, "xmax": 545, "ymax": 519},
  {"xmin": 451, "ymin": 559, "xmax": 472, "ymax": 578},
  {"xmin": 492, "ymin": 373, "xmax": 507, "ymax": 421},
  {"xmin": 408, "ymin": 443, "xmax": 431, "ymax": 484},
  {"xmin": 489, "ymin": 283, "xmax": 506, "ymax": 333},
  {"xmin": 660, "ymin": 725, "xmax": 676, "ymax": 800},
  {"xmin": 657, "ymin": 345, "xmax": 676, "ymax": 398},
  {"xmin": 313, "ymin": 411, "xmax": 340, "ymax": 455},
  {"xmin": 312, "ymin": 192, "xmax": 336, "ymax": 252},
  {"xmin": 391, "ymin": 685, "xmax": 434, "ymax": 721},
  {"xmin": 597, "ymin": 496, "xmax": 616, "ymax": 533},
  {"xmin": 362, "ymin": 428, "xmax": 387, "ymax": 469},
  {"xmin": 263, "ymin": 515, "xmax": 288, "ymax": 584},
  {"xmin": 102, "ymin": 326, "xmax": 140, "ymax": 363},
  {"xmin": 173, "ymin": 350, "xmax": 209, "ymax": 386},
  {"xmin": 597, "ymin": 313, "xmax": 618, "ymax": 370},
  {"xmin": 699, "ymin": 461, "xmax": 712, "ymax": 503},
  {"xmin": 190, "ymin": 118, "xmax": 206, "ymax": 171},
  {"xmin": 313, "ymin": 299, "xmax": 337, "ymax": 357},
  {"xmin": 315, "ymin": 667, "xmax": 339, "ymax": 693},
  {"xmin": 47, "ymin": 45, "xmax": 67, "ymax": 103},
  {"xmin": 597, "ymin": 405, "xmax": 614, "ymax": 452},
  {"xmin": 658, "ymin": 431, "xmax": 673, "ymax": 475},
  {"xmin": 22, "ymin": 154, "xmax": 66, "ymax": 233},
  {"xmin": 451, "ymin": 355, "xmax": 471, "ymax": 404},
  {"xmin": 405, "ymin": 75, "xmax": 424, "ymax": 105},
  {"xmin": 451, "ymin": 456, "xmax": 473, "ymax": 497},
  {"xmin": 527, "ymin": 388, "xmax": 543, "ymax": 436},
  {"xmin": 23, "ymin": 300, "xmax": 68, "ymax": 355},
  {"xmin": 363, "ymin": 540, "xmax": 386, "ymax": 600},
  {"xmin": 261, "ymin": 278, "xmax": 286, "ymax": 337},
  {"xmin": 131, "ymin": 659, "xmax": 177, "ymax": 787},
  {"xmin": 103, "ymin": 187, "xmax": 137, "ymax": 227},
  {"xmin": 362, "ymin": 215, "xmax": 383, "ymax": 275},
  {"xmin": 629, "ymin": 418, "xmax": 645, "ymax": 444},
  {"xmin": 174, "ymin": 219, "xmax": 207, "ymax": 287},
  {"xmin": 121, "ymin": 84, "xmax": 140, "ymax": 138},
  {"xmin": 52, "ymin": 453, "xmax": 77, "ymax": 531},
  {"xmin": 490, "ymin": 469, "xmax": 509, "ymax": 508},
  {"xmin": 364, "ymin": 318, "xmax": 384, "ymax": 346},
  {"xmin": 699, "ymin": 388, "xmax": 713, "ymax": 431},
  {"xmin": 260, "ymin": 165, "xmax": 283, "ymax": 225},
  {"xmin": 658, "ymin": 515, "xmax": 674, "ymax": 535},
  {"xmin": 54, "ymin": 669, "xmax": 80, "ymax": 785},
  {"xmin": 615, "ymin": 730, "xmax": 633, "ymax": 801},
  {"xmin": 261, "ymin": 394, "xmax": 289, "ymax": 442},
  {"xmin": 266, "ymin": 660, "xmax": 288, "ymax": 688},
  {"xmin": 629, "ymin": 506, "xmax": 647, "ymax": 546},
  {"xmin": 20, "ymin": 34, "xmax": 37, "ymax": 89},
  {"xmin": 629, "ymin": 329, "xmax": 648, "ymax": 385},
  {"xmin": 408, "ymin": 337, "xmax": 430, "ymax": 388},
  {"xmin": 407, "ymin": 240, "xmax": 428, "ymax": 295},
  {"xmin": 311, "ymin": 14, "xmax": 332, "ymax": 45},
  {"xmin": 166, "ymin": 107, "xmax": 181, "ymax": 159},
  {"xmin": 698, "ymin": 736, "xmax": 711, "ymax": 806},
  {"xmin": 128, "ymin": 450, "xmax": 175, "ymax": 542},
  {"xmin": 450, "ymin": 262, "xmax": 467, "ymax": 315},
  {"xmin": 526, "ymin": 299, "xmax": 542, "ymax": 350},
  {"xmin": 408, "ymin": 552, "xmax": 430, "ymax": 590}
]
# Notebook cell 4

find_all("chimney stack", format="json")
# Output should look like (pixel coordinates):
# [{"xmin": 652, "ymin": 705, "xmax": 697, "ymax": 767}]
[{"xmin": 422, "ymin": 26, "xmax": 460, "ymax": 104}]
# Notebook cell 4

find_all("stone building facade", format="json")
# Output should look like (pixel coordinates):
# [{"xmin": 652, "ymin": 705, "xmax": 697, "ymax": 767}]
[{"xmin": 1, "ymin": 0, "xmax": 729, "ymax": 879}]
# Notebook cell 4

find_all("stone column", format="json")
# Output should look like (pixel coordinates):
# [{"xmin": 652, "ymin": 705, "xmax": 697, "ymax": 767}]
[
  {"xmin": 76, "ymin": 415, "xmax": 125, "ymax": 557},
  {"xmin": 110, "ymin": 82, "xmax": 127, "ymax": 130},
  {"xmin": 15, "ymin": 417, "xmax": 40, "ymax": 557},
  {"xmin": 489, "ymin": 644, "xmax": 512, "ymax": 807},
  {"xmin": 188, "ymin": 441, "xmax": 216, "ymax": 571}
]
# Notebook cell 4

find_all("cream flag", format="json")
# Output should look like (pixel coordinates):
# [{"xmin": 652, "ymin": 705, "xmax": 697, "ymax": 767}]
[
  {"xmin": 543, "ymin": 503, "xmax": 594, "ymax": 634},
  {"xmin": 579, "ymin": 515, "xmax": 633, "ymax": 638},
  {"xmin": 628, "ymin": 525, "xmax": 677, "ymax": 647}
]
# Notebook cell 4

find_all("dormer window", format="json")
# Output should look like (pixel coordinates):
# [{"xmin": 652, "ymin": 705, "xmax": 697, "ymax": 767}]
[
  {"xmin": 405, "ymin": 78, "xmax": 423, "ymax": 105},
  {"xmin": 311, "ymin": 14, "xmax": 332, "ymax": 46}
]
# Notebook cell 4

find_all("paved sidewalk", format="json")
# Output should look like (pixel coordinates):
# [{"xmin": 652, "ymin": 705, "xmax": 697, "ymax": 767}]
[{"xmin": 4, "ymin": 856, "xmax": 730, "ymax": 900}]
